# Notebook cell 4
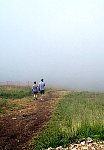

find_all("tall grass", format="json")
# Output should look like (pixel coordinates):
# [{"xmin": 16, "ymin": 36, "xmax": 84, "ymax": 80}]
[
  {"xmin": 0, "ymin": 85, "xmax": 32, "ymax": 99},
  {"xmin": 33, "ymin": 92, "xmax": 104, "ymax": 149}
]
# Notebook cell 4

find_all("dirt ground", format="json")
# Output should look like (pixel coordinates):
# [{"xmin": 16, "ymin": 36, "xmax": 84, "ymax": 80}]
[{"xmin": 0, "ymin": 90, "xmax": 65, "ymax": 150}]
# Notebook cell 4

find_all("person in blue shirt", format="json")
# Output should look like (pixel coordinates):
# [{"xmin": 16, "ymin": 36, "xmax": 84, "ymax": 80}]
[
  {"xmin": 38, "ymin": 79, "xmax": 45, "ymax": 100},
  {"xmin": 32, "ymin": 81, "xmax": 38, "ymax": 100}
]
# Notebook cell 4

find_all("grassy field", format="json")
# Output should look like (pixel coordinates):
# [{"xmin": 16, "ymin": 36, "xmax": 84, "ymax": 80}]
[
  {"xmin": 0, "ymin": 85, "xmax": 32, "ymax": 113},
  {"xmin": 0, "ymin": 85, "xmax": 32, "ymax": 99},
  {"xmin": 0, "ymin": 86, "xmax": 104, "ymax": 149},
  {"xmin": 33, "ymin": 92, "xmax": 104, "ymax": 150}
]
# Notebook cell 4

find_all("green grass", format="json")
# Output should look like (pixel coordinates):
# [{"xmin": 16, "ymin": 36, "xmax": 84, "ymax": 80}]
[
  {"xmin": 0, "ymin": 85, "xmax": 32, "ymax": 113},
  {"xmin": 0, "ymin": 99, "xmax": 7, "ymax": 113},
  {"xmin": 0, "ymin": 85, "xmax": 32, "ymax": 99},
  {"xmin": 0, "ymin": 99, "xmax": 22, "ymax": 113},
  {"xmin": 33, "ymin": 92, "xmax": 104, "ymax": 150}
]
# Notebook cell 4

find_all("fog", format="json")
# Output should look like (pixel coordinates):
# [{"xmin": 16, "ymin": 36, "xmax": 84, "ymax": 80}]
[{"xmin": 0, "ymin": 0, "xmax": 104, "ymax": 91}]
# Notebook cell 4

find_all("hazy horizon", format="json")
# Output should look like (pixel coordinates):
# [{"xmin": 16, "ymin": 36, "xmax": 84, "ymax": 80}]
[{"xmin": 0, "ymin": 0, "xmax": 104, "ymax": 92}]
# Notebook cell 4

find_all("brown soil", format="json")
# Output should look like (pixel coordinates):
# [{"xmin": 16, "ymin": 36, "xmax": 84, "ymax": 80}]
[{"xmin": 0, "ymin": 90, "xmax": 65, "ymax": 150}]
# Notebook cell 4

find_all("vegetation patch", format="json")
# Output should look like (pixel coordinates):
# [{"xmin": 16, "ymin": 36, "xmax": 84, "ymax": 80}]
[
  {"xmin": 0, "ymin": 85, "xmax": 32, "ymax": 99},
  {"xmin": 0, "ymin": 85, "xmax": 32, "ymax": 113},
  {"xmin": 33, "ymin": 92, "xmax": 104, "ymax": 150},
  {"xmin": 0, "ymin": 99, "xmax": 22, "ymax": 113}
]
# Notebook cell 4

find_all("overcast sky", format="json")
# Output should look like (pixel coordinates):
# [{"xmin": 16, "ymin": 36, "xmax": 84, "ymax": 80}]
[{"xmin": 0, "ymin": 0, "xmax": 104, "ymax": 91}]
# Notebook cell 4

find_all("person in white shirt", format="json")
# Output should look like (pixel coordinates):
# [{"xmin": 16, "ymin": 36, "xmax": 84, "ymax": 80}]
[{"xmin": 38, "ymin": 79, "xmax": 45, "ymax": 100}]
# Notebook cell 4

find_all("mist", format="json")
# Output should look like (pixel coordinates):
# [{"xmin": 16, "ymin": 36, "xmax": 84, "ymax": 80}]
[{"xmin": 0, "ymin": 0, "xmax": 104, "ymax": 92}]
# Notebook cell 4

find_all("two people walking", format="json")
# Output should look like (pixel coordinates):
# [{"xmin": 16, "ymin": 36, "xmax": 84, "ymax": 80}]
[{"xmin": 32, "ymin": 79, "xmax": 45, "ymax": 100}]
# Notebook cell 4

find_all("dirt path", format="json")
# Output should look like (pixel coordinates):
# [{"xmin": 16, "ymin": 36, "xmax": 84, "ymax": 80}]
[{"xmin": 0, "ymin": 90, "xmax": 65, "ymax": 150}]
